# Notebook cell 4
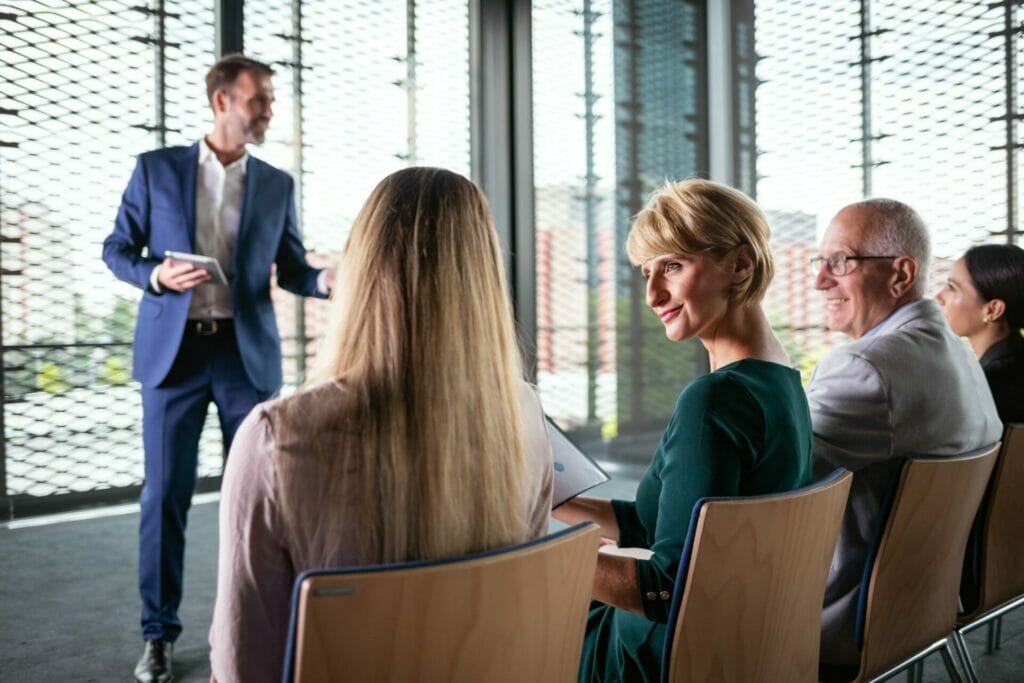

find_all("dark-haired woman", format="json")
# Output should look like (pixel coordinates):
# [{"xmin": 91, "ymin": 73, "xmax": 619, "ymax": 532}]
[{"xmin": 937, "ymin": 243, "xmax": 1024, "ymax": 423}]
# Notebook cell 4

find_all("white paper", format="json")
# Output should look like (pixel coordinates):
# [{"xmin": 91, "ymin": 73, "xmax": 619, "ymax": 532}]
[{"xmin": 547, "ymin": 416, "xmax": 610, "ymax": 508}]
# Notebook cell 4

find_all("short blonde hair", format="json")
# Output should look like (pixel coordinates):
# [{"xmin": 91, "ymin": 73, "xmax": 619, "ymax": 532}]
[{"xmin": 627, "ymin": 178, "xmax": 774, "ymax": 305}]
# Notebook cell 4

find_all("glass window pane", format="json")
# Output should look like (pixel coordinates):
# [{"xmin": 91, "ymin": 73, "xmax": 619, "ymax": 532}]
[
  {"xmin": 245, "ymin": 0, "xmax": 471, "ymax": 389},
  {"xmin": 0, "ymin": 1, "xmax": 215, "ymax": 501},
  {"xmin": 532, "ymin": 0, "xmax": 708, "ymax": 476},
  {"xmin": 755, "ymin": 0, "xmax": 1016, "ymax": 376}
]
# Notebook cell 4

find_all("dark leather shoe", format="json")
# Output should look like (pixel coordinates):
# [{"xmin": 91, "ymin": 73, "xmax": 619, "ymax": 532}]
[{"xmin": 134, "ymin": 639, "xmax": 173, "ymax": 683}]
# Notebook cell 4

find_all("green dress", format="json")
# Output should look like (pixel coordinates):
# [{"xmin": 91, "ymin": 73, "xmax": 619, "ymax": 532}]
[{"xmin": 578, "ymin": 359, "xmax": 813, "ymax": 683}]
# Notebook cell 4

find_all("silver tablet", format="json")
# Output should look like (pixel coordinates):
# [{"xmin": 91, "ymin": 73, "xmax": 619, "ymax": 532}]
[
  {"xmin": 164, "ymin": 251, "xmax": 229, "ymax": 285},
  {"xmin": 546, "ymin": 416, "xmax": 611, "ymax": 508}
]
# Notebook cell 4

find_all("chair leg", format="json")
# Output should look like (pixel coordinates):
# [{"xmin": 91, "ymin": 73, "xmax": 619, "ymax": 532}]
[
  {"xmin": 950, "ymin": 632, "xmax": 978, "ymax": 683},
  {"xmin": 984, "ymin": 615, "xmax": 1004, "ymax": 653},
  {"xmin": 938, "ymin": 641, "xmax": 964, "ymax": 683}
]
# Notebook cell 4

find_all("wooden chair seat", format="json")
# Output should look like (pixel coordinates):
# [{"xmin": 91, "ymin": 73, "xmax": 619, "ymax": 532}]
[
  {"xmin": 662, "ymin": 468, "xmax": 853, "ymax": 683},
  {"xmin": 832, "ymin": 445, "xmax": 1000, "ymax": 683},
  {"xmin": 281, "ymin": 522, "xmax": 602, "ymax": 683},
  {"xmin": 952, "ymin": 425, "xmax": 1024, "ymax": 682}
]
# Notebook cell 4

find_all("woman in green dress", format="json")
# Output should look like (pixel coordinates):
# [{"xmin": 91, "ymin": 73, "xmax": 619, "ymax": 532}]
[{"xmin": 554, "ymin": 178, "xmax": 813, "ymax": 682}]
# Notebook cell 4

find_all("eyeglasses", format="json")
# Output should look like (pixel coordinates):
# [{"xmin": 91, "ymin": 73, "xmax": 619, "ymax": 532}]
[{"xmin": 809, "ymin": 254, "xmax": 899, "ymax": 277}]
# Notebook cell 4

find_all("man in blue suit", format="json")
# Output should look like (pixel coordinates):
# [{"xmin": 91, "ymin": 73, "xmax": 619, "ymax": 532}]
[{"xmin": 102, "ymin": 54, "xmax": 332, "ymax": 683}]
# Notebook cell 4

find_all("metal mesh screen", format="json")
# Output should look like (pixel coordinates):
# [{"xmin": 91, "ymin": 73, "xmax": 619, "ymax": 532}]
[
  {"xmin": 0, "ymin": 1, "xmax": 218, "ymax": 512},
  {"xmin": 756, "ymin": 0, "xmax": 1021, "ymax": 375},
  {"xmin": 0, "ymin": 1, "xmax": 470, "ymax": 517},
  {"xmin": 532, "ymin": 0, "xmax": 707, "ymax": 465},
  {"xmin": 245, "ymin": 0, "xmax": 471, "ymax": 389}
]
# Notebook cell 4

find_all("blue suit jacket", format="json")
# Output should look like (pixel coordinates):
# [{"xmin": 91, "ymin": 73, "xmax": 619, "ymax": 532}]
[{"xmin": 102, "ymin": 143, "xmax": 324, "ymax": 393}]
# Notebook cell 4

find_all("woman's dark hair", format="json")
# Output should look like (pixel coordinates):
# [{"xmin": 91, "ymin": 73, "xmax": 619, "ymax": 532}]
[{"xmin": 963, "ymin": 244, "xmax": 1024, "ymax": 331}]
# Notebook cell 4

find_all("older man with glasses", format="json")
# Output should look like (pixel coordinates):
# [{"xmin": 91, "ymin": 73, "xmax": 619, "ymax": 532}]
[{"xmin": 805, "ymin": 198, "xmax": 1002, "ymax": 669}]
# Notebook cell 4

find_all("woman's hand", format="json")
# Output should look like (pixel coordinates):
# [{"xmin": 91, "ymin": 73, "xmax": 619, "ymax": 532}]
[
  {"xmin": 552, "ymin": 496, "xmax": 621, "ymax": 541},
  {"xmin": 555, "ymin": 496, "xmax": 643, "ymax": 614}
]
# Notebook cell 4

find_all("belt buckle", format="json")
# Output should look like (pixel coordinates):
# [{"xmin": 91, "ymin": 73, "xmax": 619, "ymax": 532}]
[{"xmin": 195, "ymin": 320, "xmax": 218, "ymax": 336}]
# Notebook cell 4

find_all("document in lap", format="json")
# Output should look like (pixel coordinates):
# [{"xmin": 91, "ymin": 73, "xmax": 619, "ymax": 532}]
[
  {"xmin": 547, "ymin": 416, "xmax": 610, "ymax": 508},
  {"xmin": 164, "ymin": 250, "xmax": 229, "ymax": 285}
]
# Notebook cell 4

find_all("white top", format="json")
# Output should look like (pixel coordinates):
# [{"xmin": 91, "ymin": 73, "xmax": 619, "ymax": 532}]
[{"xmin": 189, "ymin": 137, "xmax": 246, "ymax": 319}]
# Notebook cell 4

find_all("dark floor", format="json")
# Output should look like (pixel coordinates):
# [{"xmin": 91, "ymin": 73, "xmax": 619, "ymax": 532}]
[{"xmin": 1, "ymin": 462, "xmax": 1023, "ymax": 682}]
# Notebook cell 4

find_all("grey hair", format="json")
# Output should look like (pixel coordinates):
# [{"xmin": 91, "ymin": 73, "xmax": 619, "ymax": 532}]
[{"xmin": 851, "ymin": 198, "xmax": 931, "ymax": 296}]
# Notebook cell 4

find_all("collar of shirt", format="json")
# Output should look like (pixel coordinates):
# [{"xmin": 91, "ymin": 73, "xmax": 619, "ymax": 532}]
[
  {"xmin": 198, "ymin": 137, "xmax": 248, "ymax": 174},
  {"xmin": 863, "ymin": 300, "xmax": 917, "ymax": 338}
]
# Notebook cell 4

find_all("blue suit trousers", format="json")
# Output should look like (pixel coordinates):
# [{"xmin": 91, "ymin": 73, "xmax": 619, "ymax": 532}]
[{"xmin": 138, "ymin": 323, "xmax": 269, "ymax": 642}]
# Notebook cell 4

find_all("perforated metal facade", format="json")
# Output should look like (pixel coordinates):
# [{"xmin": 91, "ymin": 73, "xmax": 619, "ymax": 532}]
[
  {"xmin": 6, "ymin": 0, "xmax": 1019, "ymax": 517},
  {"xmin": 0, "ymin": 1, "xmax": 470, "ymax": 517},
  {"xmin": 755, "ymin": 0, "xmax": 1022, "ymax": 374},
  {"xmin": 532, "ymin": 0, "xmax": 707, "ymax": 461},
  {"xmin": 1, "ymin": 1, "xmax": 221, "ymax": 514}
]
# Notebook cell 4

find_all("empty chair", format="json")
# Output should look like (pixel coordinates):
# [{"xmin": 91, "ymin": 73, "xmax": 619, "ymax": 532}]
[
  {"xmin": 281, "ymin": 522, "xmax": 602, "ymax": 683},
  {"xmin": 953, "ymin": 424, "xmax": 1024, "ymax": 682},
  {"xmin": 661, "ymin": 468, "xmax": 853, "ymax": 683},
  {"xmin": 821, "ymin": 445, "xmax": 1000, "ymax": 683}
]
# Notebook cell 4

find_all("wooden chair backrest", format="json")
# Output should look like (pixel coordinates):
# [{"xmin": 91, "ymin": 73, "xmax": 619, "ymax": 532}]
[
  {"xmin": 975, "ymin": 425, "xmax": 1024, "ymax": 616},
  {"xmin": 287, "ymin": 522, "xmax": 602, "ymax": 683},
  {"xmin": 664, "ymin": 470, "xmax": 853, "ymax": 683},
  {"xmin": 856, "ymin": 445, "xmax": 1000, "ymax": 681}
]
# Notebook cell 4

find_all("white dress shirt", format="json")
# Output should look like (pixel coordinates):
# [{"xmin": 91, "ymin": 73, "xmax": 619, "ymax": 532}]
[
  {"xmin": 190, "ymin": 138, "xmax": 246, "ymax": 319},
  {"xmin": 150, "ymin": 139, "xmax": 330, "ymax": 308}
]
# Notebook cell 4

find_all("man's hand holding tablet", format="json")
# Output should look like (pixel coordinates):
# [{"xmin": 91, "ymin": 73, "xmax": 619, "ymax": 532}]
[{"xmin": 159, "ymin": 251, "xmax": 229, "ymax": 291}]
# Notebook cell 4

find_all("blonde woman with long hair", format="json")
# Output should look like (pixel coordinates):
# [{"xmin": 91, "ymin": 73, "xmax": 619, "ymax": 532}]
[{"xmin": 209, "ymin": 167, "xmax": 553, "ymax": 683}]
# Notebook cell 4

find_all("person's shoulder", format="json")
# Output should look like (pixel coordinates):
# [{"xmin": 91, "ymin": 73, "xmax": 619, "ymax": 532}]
[
  {"xmin": 271, "ymin": 380, "xmax": 348, "ymax": 419},
  {"xmin": 248, "ymin": 154, "xmax": 291, "ymax": 180},
  {"xmin": 519, "ymin": 379, "xmax": 544, "ymax": 414},
  {"xmin": 825, "ymin": 309, "xmax": 936, "ymax": 369},
  {"xmin": 984, "ymin": 339, "xmax": 1024, "ymax": 392},
  {"xmin": 236, "ymin": 395, "xmax": 284, "ymax": 436},
  {"xmin": 139, "ymin": 144, "xmax": 193, "ymax": 163},
  {"xmin": 677, "ymin": 368, "xmax": 750, "ymax": 412},
  {"xmin": 809, "ymin": 342, "xmax": 883, "ymax": 393},
  {"xmin": 982, "ymin": 334, "xmax": 1024, "ymax": 371},
  {"xmin": 134, "ymin": 145, "xmax": 195, "ymax": 178},
  {"xmin": 869, "ymin": 299, "xmax": 946, "ymax": 347},
  {"xmin": 874, "ymin": 304, "xmax": 972, "ymax": 376},
  {"xmin": 225, "ymin": 399, "xmax": 280, "ymax": 473},
  {"xmin": 825, "ymin": 334, "xmax": 890, "ymax": 366}
]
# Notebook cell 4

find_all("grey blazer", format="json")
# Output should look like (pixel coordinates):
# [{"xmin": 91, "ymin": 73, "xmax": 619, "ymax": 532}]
[{"xmin": 806, "ymin": 298, "xmax": 1002, "ymax": 666}]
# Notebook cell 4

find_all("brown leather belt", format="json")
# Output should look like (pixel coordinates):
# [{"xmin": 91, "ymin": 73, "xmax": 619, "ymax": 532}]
[{"xmin": 186, "ymin": 319, "xmax": 232, "ymax": 336}]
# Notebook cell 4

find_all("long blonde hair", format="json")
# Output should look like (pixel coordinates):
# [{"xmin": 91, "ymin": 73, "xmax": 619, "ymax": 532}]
[{"xmin": 276, "ymin": 167, "xmax": 529, "ymax": 566}]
